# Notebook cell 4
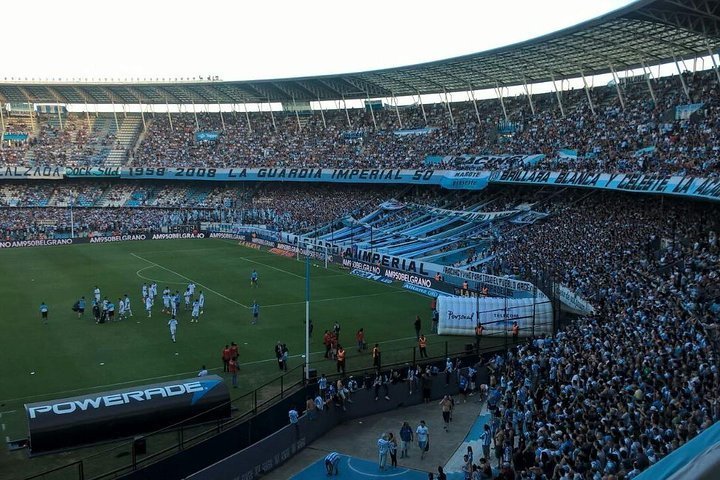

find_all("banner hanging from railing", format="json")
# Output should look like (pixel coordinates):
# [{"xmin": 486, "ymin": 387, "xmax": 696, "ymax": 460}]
[{"xmin": 490, "ymin": 170, "xmax": 720, "ymax": 201}]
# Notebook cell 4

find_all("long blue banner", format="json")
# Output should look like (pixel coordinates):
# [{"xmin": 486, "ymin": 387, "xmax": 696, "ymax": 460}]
[
  {"xmin": 489, "ymin": 170, "xmax": 720, "ymax": 202},
  {"xmin": 1, "ymin": 165, "xmax": 718, "ymax": 202}
]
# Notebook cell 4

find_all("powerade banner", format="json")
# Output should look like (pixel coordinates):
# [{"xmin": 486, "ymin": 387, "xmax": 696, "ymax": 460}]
[
  {"xmin": 490, "ymin": 170, "xmax": 720, "ymax": 202},
  {"xmin": 0, "ymin": 166, "xmax": 64, "ymax": 180},
  {"xmin": 25, "ymin": 375, "xmax": 230, "ymax": 453},
  {"xmin": 195, "ymin": 131, "xmax": 220, "ymax": 141}
]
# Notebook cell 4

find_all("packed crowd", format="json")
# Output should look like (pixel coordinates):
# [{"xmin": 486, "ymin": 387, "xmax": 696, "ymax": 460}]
[
  {"xmin": 0, "ymin": 183, "xmax": 402, "ymax": 239},
  {"xmin": 3, "ymin": 69, "xmax": 719, "ymax": 176},
  {"xmin": 465, "ymin": 192, "xmax": 720, "ymax": 478}
]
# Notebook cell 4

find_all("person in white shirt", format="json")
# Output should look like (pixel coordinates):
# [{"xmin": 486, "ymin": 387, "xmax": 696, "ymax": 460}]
[
  {"xmin": 198, "ymin": 291, "xmax": 205, "ymax": 314},
  {"xmin": 150, "ymin": 282, "xmax": 158, "ymax": 299},
  {"xmin": 123, "ymin": 294, "xmax": 133, "ymax": 317},
  {"xmin": 145, "ymin": 295, "xmax": 153, "ymax": 318},
  {"xmin": 188, "ymin": 282, "xmax": 196, "ymax": 296},
  {"xmin": 93, "ymin": 286, "xmax": 101, "ymax": 304},
  {"xmin": 191, "ymin": 300, "xmax": 200, "ymax": 323},
  {"xmin": 118, "ymin": 297, "xmax": 126, "ymax": 320},
  {"xmin": 184, "ymin": 288, "xmax": 192, "ymax": 310},
  {"xmin": 141, "ymin": 283, "xmax": 148, "ymax": 301},
  {"xmin": 416, "ymin": 420, "xmax": 429, "ymax": 459},
  {"xmin": 197, "ymin": 365, "xmax": 208, "ymax": 377},
  {"xmin": 168, "ymin": 316, "xmax": 178, "ymax": 342}
]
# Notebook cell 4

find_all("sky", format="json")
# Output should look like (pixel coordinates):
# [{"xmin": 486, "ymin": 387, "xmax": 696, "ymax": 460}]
[{"xmin": 2, "ymin": 0, "xmax": 637, "ymax": 83}]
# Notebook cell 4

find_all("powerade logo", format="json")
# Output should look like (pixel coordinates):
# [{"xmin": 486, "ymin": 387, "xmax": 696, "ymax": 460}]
[
  {"xmin": 27, "ymin": 379, "xmax": 221, "ymax": 418},
  {"xmin": 351, "ymin": 269, "xmax": 393, "ymax": 284}
]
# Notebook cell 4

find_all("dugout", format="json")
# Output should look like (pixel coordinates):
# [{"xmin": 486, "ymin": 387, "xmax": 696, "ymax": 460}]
[{"xmin": 24, "ymin": 375, "xmax": 230, "ymax": 454}]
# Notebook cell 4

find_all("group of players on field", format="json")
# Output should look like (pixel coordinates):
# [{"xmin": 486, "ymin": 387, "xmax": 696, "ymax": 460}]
[{"xmin": 42, "ymin": 269, "xmax": 263, "ymax": 343}]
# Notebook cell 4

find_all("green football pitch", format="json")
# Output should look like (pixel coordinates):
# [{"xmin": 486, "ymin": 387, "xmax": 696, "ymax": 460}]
[{"xmin": 0, "ymin": 239, "xmax": 482, "ymax": 453}]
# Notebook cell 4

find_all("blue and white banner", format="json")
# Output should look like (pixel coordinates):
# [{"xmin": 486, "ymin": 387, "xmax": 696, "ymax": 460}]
[
  {"xmin": 675, "ymin": 103, "xmax": 703, "ymax": 120},
  {"xmin": 490, "ymin": 170, "xmax": 720, "ymax": 202},
  {"xmin": 2, "ymin": 132, "xmax": 29, "ymax": 141},
  {"xmin": 65, "ymin": 166, "xmax": 121, "ymax": 178},
  {"xmin": 195, "ymin": 131, "xmax": 220, "ymax": 141},
  {"xmin": 350, "ymin": 269, "xmax": 394, "ymax": 284}
]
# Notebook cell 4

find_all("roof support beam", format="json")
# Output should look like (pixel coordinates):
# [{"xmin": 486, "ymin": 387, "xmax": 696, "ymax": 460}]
[
  {"xmin": 707, "ymin": 41, "xmax": 720, "ymax": 86},
  {"xmin": 217, "ymin": 101, "xmax": 225, "ymax": 131},
  {"xmin": 391, "ymin": 92, "xmax": 403, "ymax": 129},
  {"xmin": 639, "ymin": 59, "xmax": 658, "ymax": 105},
  {"xmin": 672, "ymin": 54, "xmax": 692, "ymax": 101},
  {"xmin": 468, "ymin": 85, "xmax": 482, "ymax": 125},
  {"xmin": 268, "ymin": 96, "xmax": 277, "ymax": 131},
  {"xmin": 341, "ymin": 95, "xmax": 351, "ymax": 128},
  {"xmin": 608, "ymin": 65, "xmax": 626, "ymax": 111},
  {"xmin": 243, "ymin": 103, "xmax": 252, "ymax": 134},
  {"xmin": 522, "ymin": 78, "xmax": 536, "ymax": 116},
  {"xmin": 416, "ymin": 91, "xmax": 428, "ymax": 126},
  {"xmin": 494, "ymin": 82, "xmax": 509, "ymax": 123},
  {"xmin": 366, "ymin": 92, "xmax": 377, "ymax": 130},
  {"xmin": 166, "ymin": 99, "xmax": 174, "ymax": 132},
  {"xmin": 549, "ymin": 73, "xmax": 565, "ymax": 118},
  {"xmin": 317, "ymin": 96, "xmax": 326, "ymax": 129},
  {"xmin": 578, "ymin": 69, "xmax": 595, "ymax": 115},
  {"xmin": 443, "ymin": 89, "xmax": 455, "ymax": 127}
]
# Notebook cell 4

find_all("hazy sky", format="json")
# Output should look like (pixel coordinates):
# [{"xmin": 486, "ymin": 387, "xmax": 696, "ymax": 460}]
[{"xmin": 4, "ymin": 0, "xmax": 636, "ymax": 82}]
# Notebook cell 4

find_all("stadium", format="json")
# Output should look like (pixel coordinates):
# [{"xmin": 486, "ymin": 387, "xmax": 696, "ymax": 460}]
[{"xmin": 1, "ymin": 0, "xmax": 719, "ymax": 479}]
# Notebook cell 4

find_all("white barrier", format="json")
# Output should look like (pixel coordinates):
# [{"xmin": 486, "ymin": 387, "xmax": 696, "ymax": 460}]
[{"xmin": 437, "ymin": 295, "xmax": 553, "ymax": 337}]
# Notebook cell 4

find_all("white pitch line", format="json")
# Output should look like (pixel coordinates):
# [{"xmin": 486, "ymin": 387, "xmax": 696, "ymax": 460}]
[
  {"xmin": 237, "ymin": 255, "xmax": 305, "ymax": 280},
  {"xmin": 1, "ymin": 424, "xmax": 5, "ymax": 432},
  {"xmin": 0, "ymin": 410, "xmax": 15, "ymax": 415},
  {"xmin": 263, "ymin": 289, "xmax": 410, "ymax": 308},
  {"xmin": 130, "ymin": 253, "xmax": 248, "ymax": 308},
  {"xmin": 135, "ymin": 266, "xmax": 187, "ymax": 286}
]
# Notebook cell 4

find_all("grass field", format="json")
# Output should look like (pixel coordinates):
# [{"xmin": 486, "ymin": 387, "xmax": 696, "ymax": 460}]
[{"xmin": 0, "ymin": 237, "xmax": 490, "ymax": 478}]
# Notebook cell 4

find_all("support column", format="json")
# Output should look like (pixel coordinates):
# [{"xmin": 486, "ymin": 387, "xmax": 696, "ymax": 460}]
[
  {"xmin": 317, "ymin": 97, "xmax": 326, "ymax": 129},
  {"xmin": 640, "ymin": 60, "xmax": 657, "ymax": 105},
  {"xmin": 84, "ymin": 101, "xmax": 92, "ymax": 131},
  {"xmin": 139, "ymin": 101, "xmax": 147, "ymax": 130},
  {"xmin": 609, "ymin": 65, "xmax": 626, "ymax": 110},
  {"xmin": 56, "ymin": 101, "xmax": 64, "ymax": 130},
  {"xmin": 243, "ymin": 103, "xmax": 252, "ymax": 133},
  {"xmin": 673, "ymin": 55, "xmax": 691, "ymax": 101},
  {"xmin": 468, "ymin": 85, "xmax": 481, "ymax": 124},
  {"xmin": 111, "ymin": 99, "xmax": 120, "ymax": 131},
  {"xmin": 0, "ymin": 104, "xmax": 5, "ymax": 136},
  {"xmin": 495, "ymin": 82, "xmax": 509, "ymax": 122},
  {"xmin": 165, "ymin": 99, "xmax": 174, "ymax": 131},
  {"xmin": 417, "ymin": 91, "xmax": 427, "ymax": 126},
  {"xmin": 550, "ymin": 74, "xmax": 565, "ymax": 117},
  {"xmin": 392, "ymin": 93, "xmax": 402, "ymax": 129},
  {"xmin": 579, "ymin": 69, "xmax": 595, "ymax": 115},
  {"xmin": 292, "ymin": 96, "xmax": 302, "ymax": 130},
  {"xmin": 28, "ymin": 98, "xmax": 35, "ymax": 131},
  {"xmin": 342, "ymin": 95, "xmax": 351, "ymax": 128},
  {"xmin": 366, "ymin": 93, "xmax": 377, "ymax": 130},
  {"xmin": 443, "ymin": 89, "xmax": 455, "ymax": 127},
  {"xmin": 268, "ymin": 96, "xmax": 276, "ymax": 130},
  {"xmin": 707, "ymin": 42, "xmax": 720, "ymax": 86},
  {"xmin": 522, "ymin": 78, "xmax": 535, "ymax": 116},
  {"xmin": 191, "ymin": 100, "xmax": 199, "ymax": 130},
  {"xmin": 218, "ymin": 102, "xmax": 226, "ymax": 131}
]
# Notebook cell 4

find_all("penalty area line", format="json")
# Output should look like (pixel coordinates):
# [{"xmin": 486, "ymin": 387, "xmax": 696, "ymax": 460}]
[{"xmin": 130, "ymin": 253, "xmax": 248, "ymax": 308}]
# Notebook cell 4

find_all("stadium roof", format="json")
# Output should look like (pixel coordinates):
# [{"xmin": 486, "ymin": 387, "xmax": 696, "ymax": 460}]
[{"xmin": 1, "ymin": 0, "xmax": 720, "ymax": 105}]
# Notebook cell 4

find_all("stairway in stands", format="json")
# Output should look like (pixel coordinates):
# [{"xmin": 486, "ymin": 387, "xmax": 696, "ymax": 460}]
[{"xmin": 105, "ymin": 115, "xmax": 143, "ymax": 166}]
